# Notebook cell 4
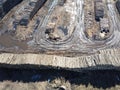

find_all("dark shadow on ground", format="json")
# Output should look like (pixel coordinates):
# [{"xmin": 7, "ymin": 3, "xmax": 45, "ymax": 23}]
[{"xmin": 0, "ymin": 64, "xmax": 120, "ymax": 89}]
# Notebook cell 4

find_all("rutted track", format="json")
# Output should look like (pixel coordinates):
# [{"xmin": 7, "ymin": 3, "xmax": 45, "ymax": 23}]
[
  {"xmin": 33, "ymin": 0, "xmax": 120, "ymax": 53},
  {"xmin": 0, "ymin": 0, "xmax": 120, "ymax": 54}
]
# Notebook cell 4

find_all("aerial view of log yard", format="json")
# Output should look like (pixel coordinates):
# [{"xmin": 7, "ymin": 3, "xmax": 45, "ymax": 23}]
[{"xmin": 0, "ymin": 0, "xmax": 120, "ymax": 90}]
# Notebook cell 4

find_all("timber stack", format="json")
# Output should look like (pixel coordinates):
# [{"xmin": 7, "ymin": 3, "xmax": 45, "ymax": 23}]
[{"xmin": 0, "ymin": 0, "xmax": 119, "ymax": 71}]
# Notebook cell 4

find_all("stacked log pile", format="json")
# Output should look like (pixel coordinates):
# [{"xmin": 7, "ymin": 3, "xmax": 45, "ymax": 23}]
[
  {"xmin": 116, "ymin": 0, "xmax": 120, "ymax": 14},
  {"xmin": 0, "ymin": 48, "xmax": 119, "ymax": 71}
]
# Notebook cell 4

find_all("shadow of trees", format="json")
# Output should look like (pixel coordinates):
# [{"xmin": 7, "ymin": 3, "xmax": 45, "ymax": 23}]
[{"xmin": 0, "ymin": 64, "xmax": 120, "ymax": 89}]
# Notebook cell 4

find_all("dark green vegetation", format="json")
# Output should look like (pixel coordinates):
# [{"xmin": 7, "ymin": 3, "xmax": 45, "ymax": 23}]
[{"xmin": 0, "ymin": 68, "xmax": 120, "ymax": 90}]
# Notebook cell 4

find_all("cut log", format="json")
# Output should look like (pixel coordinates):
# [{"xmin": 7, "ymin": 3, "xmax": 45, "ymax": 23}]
[{"xmin": 0, "ymin": 48, "xmax": 119, "ymax": 71}]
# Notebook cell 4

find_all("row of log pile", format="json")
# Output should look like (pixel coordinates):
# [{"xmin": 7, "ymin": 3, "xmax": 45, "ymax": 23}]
[
  {"xmin": 0, "ymin": 48, "xmax": 119, "ymax": 71},
  {"xmin": 116, "ymin": 0, "xmax": 120, "ymax": 14}
]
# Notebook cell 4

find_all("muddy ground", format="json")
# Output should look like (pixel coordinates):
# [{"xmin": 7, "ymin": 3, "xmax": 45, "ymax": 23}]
[{"xmin": 0, "ymin": 68, "xmax": 120, "ymax": 90}]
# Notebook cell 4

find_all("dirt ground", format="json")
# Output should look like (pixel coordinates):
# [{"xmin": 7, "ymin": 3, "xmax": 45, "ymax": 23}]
[{"xmin": 0, "ymin": 68, "xmax": 120, "ymax": 90}]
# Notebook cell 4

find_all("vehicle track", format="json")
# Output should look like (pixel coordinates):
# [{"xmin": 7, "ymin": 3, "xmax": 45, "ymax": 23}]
[{"xmin": 33, "ymin": 0, "xmax": 120, "ymax": 54}]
